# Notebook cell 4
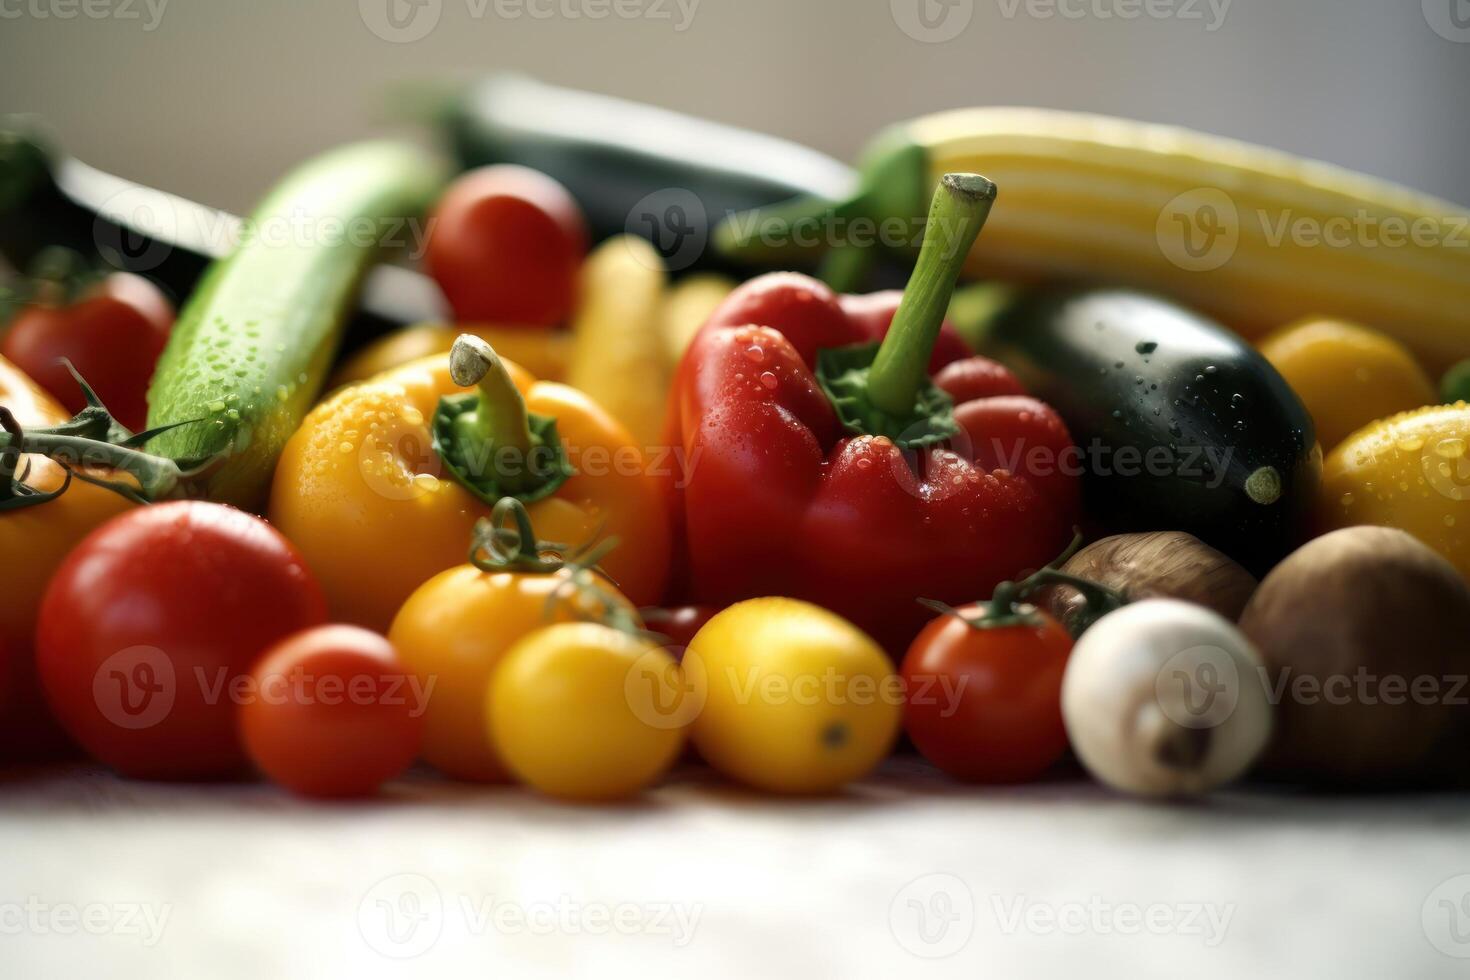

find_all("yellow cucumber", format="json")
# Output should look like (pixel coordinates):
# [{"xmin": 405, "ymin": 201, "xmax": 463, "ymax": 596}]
[
  {"xmin": 565, "ymin": 236, "xmax": 669, "ymax": 447},
  {"xmin": 660, "ymin": 273, "xmax": 735, "ymax": 369}
]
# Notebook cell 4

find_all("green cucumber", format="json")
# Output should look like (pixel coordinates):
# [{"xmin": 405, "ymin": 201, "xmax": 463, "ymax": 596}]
[
  {"xmin": 981, "ymin": 287, "xmax": 1320, "ymax": 575},
  {"xmin": 146, "ymin": 141, "xmax": 442, "ymax": 507},
  {"xmin": 0, "ymin": 126, "xmax": 445, "ymax": 339}
]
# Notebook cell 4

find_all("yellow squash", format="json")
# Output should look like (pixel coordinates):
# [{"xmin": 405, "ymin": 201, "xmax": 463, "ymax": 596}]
[
  {"xmin": 565, "ymin": 236, "xmax": 669, "ymax": 448},
  {"xmin": 720, "ymin": 109, "xmax": 1470, "ymax": 371}
]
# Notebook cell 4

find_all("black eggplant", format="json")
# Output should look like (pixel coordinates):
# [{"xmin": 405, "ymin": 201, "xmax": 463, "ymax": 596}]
[
  {"xmin": 0, "ymin": 127, "xmax": 444, "ymax": 344},
  {"xmin": 439, "ymin": 74, "xmax": 856, "ymax": 272},
  {"xmin": 982, "ymin": 286, "xmax": 1320, "ymax": 574}
]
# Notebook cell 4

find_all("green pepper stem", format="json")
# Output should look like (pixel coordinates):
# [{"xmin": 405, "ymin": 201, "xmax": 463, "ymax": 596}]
[
  {"xmin": 449, "ymin": 334, "xmax": 535, "ymax": 460},
  {"xmin": 867, "ymin": 174, "xmax": 996, "ymax": 417}
]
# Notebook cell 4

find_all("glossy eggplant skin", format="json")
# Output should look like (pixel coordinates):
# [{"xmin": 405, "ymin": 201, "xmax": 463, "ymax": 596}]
[
  {"xmin": 983, "ymin": 287, "xmax": 1320, "ymax": 575},
  {"xmin": 442, "ymin": 75, "xmax": 855, "ymax": 271}
]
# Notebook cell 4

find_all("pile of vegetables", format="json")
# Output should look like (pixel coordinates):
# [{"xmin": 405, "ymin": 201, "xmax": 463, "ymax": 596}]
[{"xmin": 2, "ymin": 81, "xmax": 1469, "ymax": 802}]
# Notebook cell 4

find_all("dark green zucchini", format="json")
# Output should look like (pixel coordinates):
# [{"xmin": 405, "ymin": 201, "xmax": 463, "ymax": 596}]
[
  {"xmin": 439, "ymin": 74, "xmax": 855, "ymax": 271},
  {"xmin": 0, "ymin": 127, "xmax": 443, "ymax": 342},
  {"xmin": 982, "ymin": 287, "xmax": 1320, "ymax": 574}
]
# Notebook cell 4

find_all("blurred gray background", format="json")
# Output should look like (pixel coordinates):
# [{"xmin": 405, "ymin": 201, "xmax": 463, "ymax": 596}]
[{"xmin": 2, "ymin": 0, "xmax": 1468, "ymax": 211}]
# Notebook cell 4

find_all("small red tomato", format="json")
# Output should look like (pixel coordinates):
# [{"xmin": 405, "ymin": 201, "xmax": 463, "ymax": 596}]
[
  {"xmin": 36, "ymin": 501, "xmax": 327, "ymax": 779},
  {"xmin": 900, "ymin": 606, "xmax": 1073, "ymax": 783},
  {"xmin": 239, "ymin": 625, "xmax": 423, "ymax": 798},
  {"xmin": 425, "ymin": 165, "xmax": 588, "ymax": 327},
  {"xmin": 639, "ymin": 605, "xmax": 718, "ymax": 655},
  {"xmin": 2, "ymin": 272, "xmax": 173, "ymax": 432}
]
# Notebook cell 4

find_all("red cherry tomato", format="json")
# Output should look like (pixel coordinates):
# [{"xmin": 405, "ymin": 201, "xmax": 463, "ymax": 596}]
[
  {"xmin": 638, "ymin": 605, "xmax": 718, "ymax": 655},
  {"xmin": 36, "ymin": 501, "xmax": 327, "ymax": 779},
  {"xmin": 425, "ymin": 165, "xmax": 588, "ymax": 327},
  {"xmin": 2, "ymin": 272, "xmax": 173, "ymax": 432},
  {"xmin": 239, "ymin": 625, "xmax": 423, "ymax": 798},
  {"xmin": 900, "ymin": 605, "xmax": 1074, "ymax": 783}
]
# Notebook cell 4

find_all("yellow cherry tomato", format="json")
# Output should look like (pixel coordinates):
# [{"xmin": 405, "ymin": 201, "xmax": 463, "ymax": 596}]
[
  {"xmin": 270, "ymin": 347, "xmax": 669, "ymax": 631},
  {"xmin": 1258, "ymin": 317, "xmax": 1437, "ymax": 450},
  {"xmin": 329, "ymin": 323, "xmax": 572, "ymax": 390},
  {"xmin": 1318, "ymin": 403, "xmax": 1470, "ymax": 579},
  {"xmin": 489, "ymin": 622, "xmax": 686, "ymax": 801},
  {"xmin": 389, "ymin": 562, "xmax": 637, "ymax": 781},
  {"xmin": 685, "ymin": 597, "xmax": 902, "ymax": 794}
]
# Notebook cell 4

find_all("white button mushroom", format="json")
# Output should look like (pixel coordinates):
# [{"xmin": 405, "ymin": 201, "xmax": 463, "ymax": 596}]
[{"xmin": 1061, "ymin": 599, "xmax": 1273, "ymax": 797}]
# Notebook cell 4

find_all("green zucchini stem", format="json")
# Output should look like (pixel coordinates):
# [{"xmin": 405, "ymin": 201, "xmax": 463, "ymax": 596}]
[{"xmin": 1244, "ymin": 466, "xmax": 1282, "ymax": 506}]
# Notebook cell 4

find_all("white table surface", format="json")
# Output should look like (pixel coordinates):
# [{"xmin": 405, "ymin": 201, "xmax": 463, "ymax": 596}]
[{"xmin": 2, "ymin": 759, "xmax": 1468, "ymax": 979}]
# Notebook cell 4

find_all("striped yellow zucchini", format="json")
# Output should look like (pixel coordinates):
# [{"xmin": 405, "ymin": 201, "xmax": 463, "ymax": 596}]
[{"xmin": 716, "ymin": 108, "xmax": 1470, "ymax": 372}]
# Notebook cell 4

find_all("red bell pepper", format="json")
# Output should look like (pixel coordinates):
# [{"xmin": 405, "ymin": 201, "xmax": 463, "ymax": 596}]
[{"xmin": 667, "ymin": 174, "xmax": 1081, "ymax": 652}]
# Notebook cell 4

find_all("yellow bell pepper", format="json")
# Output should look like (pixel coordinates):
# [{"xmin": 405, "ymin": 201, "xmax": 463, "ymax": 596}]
[
  {"xmin": 269, "ymin": 337, "xmax": 670, "ymax": 631},
  {"xmin": 1258, "ymin": 318, "xmax": 1437, "ymax": 450},
  {"xmin": 1318, "ymin": 403, "xmax": 1470, "ymax": 579}
]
